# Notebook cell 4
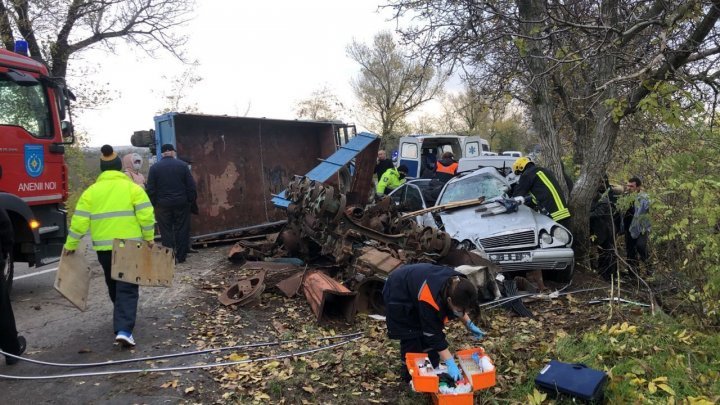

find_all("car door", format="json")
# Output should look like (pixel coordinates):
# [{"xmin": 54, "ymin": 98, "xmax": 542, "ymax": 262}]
[{"xmin": 388, "ymin": 183, "xmax": 436, "ymax": 227}]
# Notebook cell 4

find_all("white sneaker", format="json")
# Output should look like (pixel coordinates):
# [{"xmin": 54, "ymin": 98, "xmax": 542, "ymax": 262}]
[{"xmin": 115, "ymin": 331, "xmax": 136, "ymax": 347}]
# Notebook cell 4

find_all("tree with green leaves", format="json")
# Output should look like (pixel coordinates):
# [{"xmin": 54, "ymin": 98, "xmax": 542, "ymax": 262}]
[
  {"xmin": 387, "ymin": 0, "xmax": 720, "ymax": 258},
  {"xmin": 0, "ymin": 0, "xmax": 194, "ymax": 78},
  {"xmin": 348, "ymin": 31, "xmax": 445, "ymax": 148}
]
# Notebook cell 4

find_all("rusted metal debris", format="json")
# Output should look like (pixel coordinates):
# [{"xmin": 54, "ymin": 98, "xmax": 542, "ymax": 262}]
[
  {"xmin": 276, "ymin": 270, "xmax": 306, "ymax": 298},
  {"xmin": 224, "ymin": 176, "xmax": 505, "ymax": 321},
  {"xmin": 227, "ymin": 233, "xmax": 280, "ymax": 263},
  {"xmin": 303, "ymin": 270, "xmax": 357, "ymax": 323},
  {"xmin": 218, "ymin": 270, "xmax": 267, "ymax": 306}
]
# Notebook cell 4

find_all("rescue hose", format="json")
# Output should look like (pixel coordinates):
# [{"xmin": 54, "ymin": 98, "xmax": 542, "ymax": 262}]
[
  {"xmin": 482, "ymin": 286, "xmax": 610, "ymax": 311},
  {"xmin": 0, "ymin": 334, "xmax": 363, "ymax": 380},
  {"xmin": 0, "ymin": 331, "xmax": 363, "ymax": 368},
  {"xmin": 477, "ymin": 280, "xmax": 575, "ymax": 309}
]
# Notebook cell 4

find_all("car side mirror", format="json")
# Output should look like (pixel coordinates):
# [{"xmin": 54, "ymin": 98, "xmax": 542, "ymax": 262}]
[{"xmin": 61, "ymin": 120, "xmax": 73, "ymax": 137}]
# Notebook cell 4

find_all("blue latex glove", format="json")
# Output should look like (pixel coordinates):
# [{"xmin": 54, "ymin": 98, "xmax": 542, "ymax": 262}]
[
  {"xmin": 466, "ymin": 319, "xmax": 486, "ymax": 340},
  {"xmin": 445, "ymin": 357, "xmax": 462, "ymax": 381}
]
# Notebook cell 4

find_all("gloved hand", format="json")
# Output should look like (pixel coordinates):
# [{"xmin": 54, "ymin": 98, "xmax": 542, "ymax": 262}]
[
  {"xmin": 444, "ymin": 357, "xmax": 462, "ymax": 381},
  {"xmin": 465, "ymin": 319, "xmax": 486, "ymax": 340},
  {"xmin": 513, "ymin": 195, "xmax": 525, "ymax": 205}
]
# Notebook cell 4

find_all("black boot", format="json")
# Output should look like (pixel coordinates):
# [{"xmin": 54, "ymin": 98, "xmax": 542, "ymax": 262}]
[{"xmin": 5, "ymin": 335, "xmax": 26, "ymax": 365}]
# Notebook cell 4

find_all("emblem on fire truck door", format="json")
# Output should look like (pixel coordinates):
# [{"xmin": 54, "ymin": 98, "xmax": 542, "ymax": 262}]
[{"xmin": 24, "ymin": 144, "xmax": 44, "ymax": 178}]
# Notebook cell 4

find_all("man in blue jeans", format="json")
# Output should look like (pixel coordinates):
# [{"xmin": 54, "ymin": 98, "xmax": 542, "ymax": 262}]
[{"xmin": 64, "ymin": 145, "xmax": 155, "ymax": 347}]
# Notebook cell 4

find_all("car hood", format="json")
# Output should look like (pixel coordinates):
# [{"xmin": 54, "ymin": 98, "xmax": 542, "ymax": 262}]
[{"xmin": 439, "ymin": 202, "xmax": 566, "ymax": 251}]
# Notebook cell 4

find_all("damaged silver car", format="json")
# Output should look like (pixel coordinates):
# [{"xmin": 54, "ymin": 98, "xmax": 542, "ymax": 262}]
[{"xmin": 389, "ymin": 167, "xmax": 574, "ymax": 281}]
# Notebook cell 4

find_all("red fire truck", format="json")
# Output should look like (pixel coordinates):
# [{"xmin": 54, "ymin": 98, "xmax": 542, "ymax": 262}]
[{"xmin": 0, "ymin": 41, "xmax": 74, "ymax": 286}]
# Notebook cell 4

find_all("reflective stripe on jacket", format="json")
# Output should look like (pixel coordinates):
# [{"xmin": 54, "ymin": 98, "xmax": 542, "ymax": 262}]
[
  {"xmin": 64, "ymin": 170, "xmax": 155, "ymax": 251},
  {"xmin": 514, "ymin": 165, "xmax": 570, "ymax": 222},
  {"xmin": 376, "ymin": 168, "xmax": 405, "ymax": 195}
]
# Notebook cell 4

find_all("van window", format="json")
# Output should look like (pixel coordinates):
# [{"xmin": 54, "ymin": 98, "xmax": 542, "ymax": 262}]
[
  {"xmin": 465, "ymin": 141, "xmax": 480, "ymax": 158},
  {"xmin": 401, "ymin": 143, "xmax": 418, "ymax": 158}
]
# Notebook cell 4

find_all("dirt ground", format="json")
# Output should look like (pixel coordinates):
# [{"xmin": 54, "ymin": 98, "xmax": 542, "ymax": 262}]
[{"xmin": 1, "ymin": 244, "xmax": 651, "ymax": 404}]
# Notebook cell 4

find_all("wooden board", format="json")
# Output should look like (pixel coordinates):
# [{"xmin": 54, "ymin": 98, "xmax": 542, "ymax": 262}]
[
  {"xmin": 111, "ymin": 240, "xmax": 175, "ymax": 287},
  {"xmin": 54, "ymin": 250, "xmax": 92, "ymax": 312},
  {"xmin": 399, "ymin": 197, "xmax": 486, "ymax": 220}
]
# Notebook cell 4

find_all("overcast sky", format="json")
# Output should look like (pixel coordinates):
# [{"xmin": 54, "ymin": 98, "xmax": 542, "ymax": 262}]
[{"xmin": 73, "ymin": 1, "xmax": 409, "ymax": 147}]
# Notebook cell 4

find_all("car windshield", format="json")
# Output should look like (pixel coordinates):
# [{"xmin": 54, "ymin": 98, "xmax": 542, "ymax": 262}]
[
  {"xmin": 0, "ymin": 75, "xmax": 52, "ymax": 138},
  {"xmin": 438, "ymin": 172, "xmax": 508, "ymax": 205}
]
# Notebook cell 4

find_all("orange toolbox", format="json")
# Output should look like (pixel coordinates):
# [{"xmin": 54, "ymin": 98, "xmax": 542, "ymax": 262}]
[{"xmin": 405, "ymin": 347, "xmax": 496, "ymax": 405}]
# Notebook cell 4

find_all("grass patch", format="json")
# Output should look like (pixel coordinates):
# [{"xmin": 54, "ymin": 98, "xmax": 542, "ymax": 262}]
[{"xmin": 551, "ymin": 314, "xmax": 719, "ymax": 403}]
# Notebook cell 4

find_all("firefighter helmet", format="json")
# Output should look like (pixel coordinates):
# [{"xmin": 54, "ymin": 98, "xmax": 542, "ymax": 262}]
[{"xmin": 512, "ymin": 157, "xmax": 533, "ymax": 175}]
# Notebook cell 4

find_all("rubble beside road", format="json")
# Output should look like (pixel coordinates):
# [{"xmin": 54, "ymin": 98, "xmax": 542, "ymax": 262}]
[{"xmin": 179, "ymin": 249, "xmax": 647, "ymax": 404}]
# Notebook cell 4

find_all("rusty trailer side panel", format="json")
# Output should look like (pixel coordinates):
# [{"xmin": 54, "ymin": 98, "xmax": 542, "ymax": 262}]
[{"xmin": 154, "ymin": 114, "xmax": 341, "ymax": 238}]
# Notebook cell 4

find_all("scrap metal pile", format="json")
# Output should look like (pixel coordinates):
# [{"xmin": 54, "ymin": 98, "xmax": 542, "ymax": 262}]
[{"xmin": 223, "ymin": 175, "xmax": 514, "ymax": 322}]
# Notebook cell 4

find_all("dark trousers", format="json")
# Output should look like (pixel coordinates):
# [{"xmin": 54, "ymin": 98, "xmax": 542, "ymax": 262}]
[
  {"xmin": 625, "ymin": 232, "xmax": 649, "ymax": 271},
  {"xmin": 156, "ymin": 204, "xmax": 190, "ymax": 262},
  {"xmin": 0, "ymin": 258, "xmax": 21, "ymax": 356},
  {"xmin": 590, "ymin": 218, "xmax": 618, "ymax": 280},
  {"xmin": 97, "ymin": 251, "xmax": 139, "ymax": 334},
  {"xmin": 399, "ymin": 336, "xmax": 440, "ymax": 383}
]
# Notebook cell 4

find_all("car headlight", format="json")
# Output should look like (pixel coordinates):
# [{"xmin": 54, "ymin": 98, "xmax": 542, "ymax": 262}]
[
  {"xmin": 552, "ymin": 226, "xmax": 571, "ymax": 245},
  {"xmin": 540, "ymin": 232, "xmax": 553, "ymax": 245}
]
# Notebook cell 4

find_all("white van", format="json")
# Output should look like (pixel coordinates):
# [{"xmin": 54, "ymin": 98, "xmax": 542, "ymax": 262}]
[
  {"xmin": 458, "ymin": 155, "xmax": 519, "ymax": 181},
  {"xmin": 501, "ymin": 151, "xmax": 523, "ymax": 157},
  {"xmin": 398, "ymin": 134, "xmax": 490, "ymax": 178}
]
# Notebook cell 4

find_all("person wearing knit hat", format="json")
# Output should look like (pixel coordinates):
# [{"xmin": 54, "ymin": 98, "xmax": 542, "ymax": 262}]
[
  {"xmin": 64, "ymin": 144, "xmax": 155, "ymax": 347},
  {"xmin": 100, "ymin": 145, "xmax": 123, "ymax": 172}
]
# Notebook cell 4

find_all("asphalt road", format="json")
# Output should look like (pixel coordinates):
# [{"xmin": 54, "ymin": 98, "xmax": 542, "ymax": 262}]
[{"xmin": 0, "ymin": 242, "xmax": 220, "ymax": 404}]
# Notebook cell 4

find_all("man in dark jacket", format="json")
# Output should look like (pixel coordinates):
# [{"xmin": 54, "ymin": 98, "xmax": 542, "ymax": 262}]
[
  {"xmin": 383, "ymin": 263, "xmax": 484, "ymax": 383},
  {"xmin": 0, "ymin": 205, "xmax": 26, "ymax": 365},
  {"xmin": 512, "ymin": 157, "xmax": 571, "ymax": 228},
  {"xmin": 590, "ymin": 176, "xmax": 618, "ymax": 280},
  {"xmin": 374, "ymin": 150, "xmax": 395, "ymax": 181},
  {"xmin": 146, "ymin": 144, "xmax": 197, "ymax": 263}
]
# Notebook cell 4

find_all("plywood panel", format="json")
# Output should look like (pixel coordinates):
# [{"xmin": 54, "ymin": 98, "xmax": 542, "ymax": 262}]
[
  {"xmin": 54, "ymin": 250, "xmax": 92, "ymax": 311},
  {"xmin": 111, "ymin": 240, "xmax": 174, "ymax": 287}
]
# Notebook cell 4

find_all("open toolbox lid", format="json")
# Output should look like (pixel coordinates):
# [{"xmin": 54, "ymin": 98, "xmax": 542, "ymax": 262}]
[{"xmin": 405, "ymin": 347, "xmax": 497, "ymax": 393}]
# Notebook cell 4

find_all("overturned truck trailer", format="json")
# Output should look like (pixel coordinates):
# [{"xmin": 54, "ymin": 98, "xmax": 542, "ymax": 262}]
[{"xmin": 131, "ymin": 113, "xmax": 356, "ymax": 240}]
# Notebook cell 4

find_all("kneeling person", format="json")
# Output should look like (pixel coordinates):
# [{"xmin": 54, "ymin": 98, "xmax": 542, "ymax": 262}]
[{"xmin": 383, "ymin": 263, "xmax": 484, "ymax": 384}]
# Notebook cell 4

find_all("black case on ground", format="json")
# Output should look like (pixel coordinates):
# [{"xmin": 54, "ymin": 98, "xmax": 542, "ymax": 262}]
[{"xmin": 534, "ymin": 360, "xmax": 608, "ymax": 402}]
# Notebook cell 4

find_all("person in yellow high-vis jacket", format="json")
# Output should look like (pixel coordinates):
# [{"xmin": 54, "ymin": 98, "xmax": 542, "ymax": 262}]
[{"xmin": 63, "ymin": 145, "xmax": 155, "ymax": 347}]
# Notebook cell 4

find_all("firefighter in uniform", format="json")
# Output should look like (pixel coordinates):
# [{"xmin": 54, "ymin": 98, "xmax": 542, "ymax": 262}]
[
  {"xmin": 511, "ymin": 157, "xmax": 571, "ymax": 228},
  {"xmin": 434, "ymin": 152, "xmax": 458, "ymax": 183},
  {"xmin": 383, "ymin": 264, "xmax": 484, "ymax": 384},
  {"xmin": 64, "ymin": 145, "xmax": 155, "ymax": 347}
]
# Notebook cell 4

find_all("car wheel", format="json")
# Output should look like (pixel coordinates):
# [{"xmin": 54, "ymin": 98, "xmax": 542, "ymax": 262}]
[{"xmin": 544, "ymin": 265, "xmax": 574, "ymax": 283}]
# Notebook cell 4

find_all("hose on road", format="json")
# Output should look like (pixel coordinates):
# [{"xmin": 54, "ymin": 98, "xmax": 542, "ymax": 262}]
[
  {"xmin": 0, "ymin": 331, "xmax": 363, "ymax": 369},
  {"xmin": 0, "ymin": 333, "xmax": 363, "ymax": 380}
]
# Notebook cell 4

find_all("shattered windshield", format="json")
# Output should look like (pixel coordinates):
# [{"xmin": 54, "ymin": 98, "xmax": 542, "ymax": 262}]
[
  {"xmin": 0, "ymin": 75, "xmax": 52, "ymax": 138},
  {"xmin": 438, "ymin": 172, "xmax": 508, "ymax": 205}
]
